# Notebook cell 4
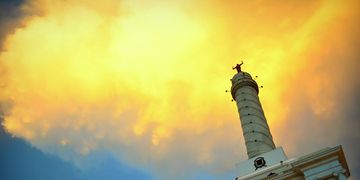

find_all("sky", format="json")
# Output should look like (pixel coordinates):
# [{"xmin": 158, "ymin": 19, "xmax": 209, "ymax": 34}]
[{"xmin": 0, "ymin": 0, "xmax": 359, "ymax": 179}]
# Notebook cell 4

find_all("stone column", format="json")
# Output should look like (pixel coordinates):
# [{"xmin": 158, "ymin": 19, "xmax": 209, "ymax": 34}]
[{"xmin": 231, "ymin": 71, "xmax": 275, "ymax": 158}]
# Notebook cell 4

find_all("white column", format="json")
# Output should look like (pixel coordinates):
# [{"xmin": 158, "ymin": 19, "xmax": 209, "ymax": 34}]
[{"xmin": 231, "ymin": 72, "xmax": 275, "ymax": 158}]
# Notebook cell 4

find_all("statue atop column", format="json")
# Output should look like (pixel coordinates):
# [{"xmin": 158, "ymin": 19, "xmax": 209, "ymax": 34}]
[{"xmin": 233, "ymin": 61, "xmax": 244, "ymax": 72}]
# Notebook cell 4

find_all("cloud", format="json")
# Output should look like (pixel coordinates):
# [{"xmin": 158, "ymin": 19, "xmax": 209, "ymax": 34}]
[
  {"xmin": 0, "ymin": 0, "xmax": 25, "ymax": 49},
  {"xmin": 0, "ymin": 118, "xmax": 153, "ymax": 180},
  {"xmin": 0, "ymin": 0, "xmax": 359, "ymax": 179}
]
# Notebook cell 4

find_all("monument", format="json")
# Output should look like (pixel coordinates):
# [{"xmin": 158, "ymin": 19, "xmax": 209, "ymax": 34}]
[{"xmin": 230, "ymin": 63, "xmax": 350, "ymax": 180}]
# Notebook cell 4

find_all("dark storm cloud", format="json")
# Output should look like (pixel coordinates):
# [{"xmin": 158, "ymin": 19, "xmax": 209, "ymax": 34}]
[
  {"xmin": 338, "ymin": 83, "xmax": 360, "ymax": 179},
  {"xmin": 0, "ymin": 0, "xmax": 25, "ymax": 49},
  {"xmin": 275, "ymin": 18, "xmax": 360, "ymax": 178}
]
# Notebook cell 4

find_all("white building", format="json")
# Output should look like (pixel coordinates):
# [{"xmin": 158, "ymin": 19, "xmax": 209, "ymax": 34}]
[{"xmin": 230, "ymin": 64, "xmax": 350, "ymax": 180}]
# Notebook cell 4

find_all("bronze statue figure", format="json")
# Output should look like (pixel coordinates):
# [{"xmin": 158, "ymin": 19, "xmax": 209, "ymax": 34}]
[{"xmin": 233, "ymin": 61, "xmax": 244, "ymax": 72}]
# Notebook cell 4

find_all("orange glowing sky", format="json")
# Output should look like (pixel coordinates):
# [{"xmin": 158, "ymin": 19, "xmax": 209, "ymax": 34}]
[{"xmin": 0, "ymin": 0, "xmax": 359, "ymax": 179}]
